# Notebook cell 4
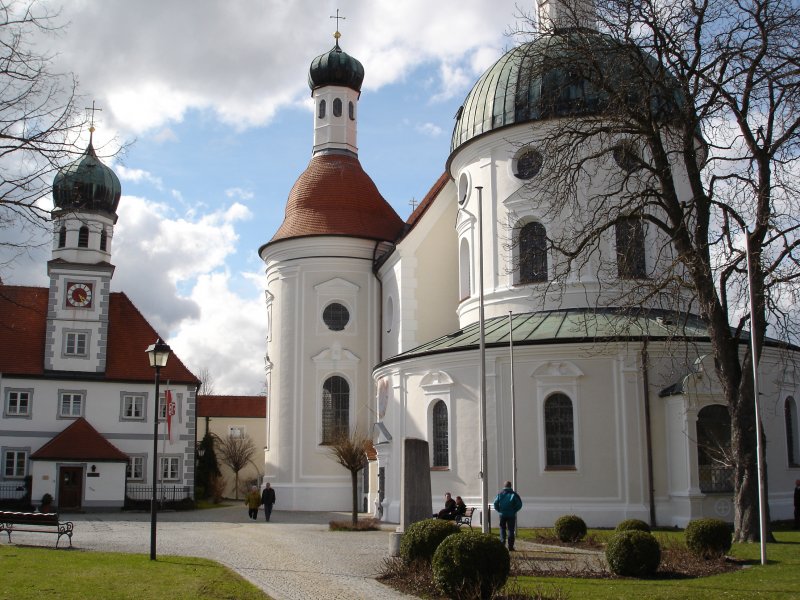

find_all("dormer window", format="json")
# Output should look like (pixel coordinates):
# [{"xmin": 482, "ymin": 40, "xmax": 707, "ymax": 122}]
[{"xmin": 333, "ymin": 98, "xmax": 342, "ymax": 117}]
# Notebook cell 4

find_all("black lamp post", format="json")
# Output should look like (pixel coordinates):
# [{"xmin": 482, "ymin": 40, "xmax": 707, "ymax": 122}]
[{"xmin": 145, "ymin": 337, "xmax": 171, "ymax": 561}]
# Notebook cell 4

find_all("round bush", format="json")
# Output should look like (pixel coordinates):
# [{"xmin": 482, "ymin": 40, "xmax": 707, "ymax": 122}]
[
  {"xmin": 432, "ymin": 531, "xmax": 509, "ymax": 600},
  {"xmin": 400, "ymin": 518, "xmax": 459, "ymax": 564},
  {"xmin": 554, "ymin": 514, "xmax": 587, "ymax": 542},
  {"xmin": 605, "ymin": 530, "xmax": 661, "ymax": 577},
  {"xmin": 615, "ymin": 518, "xmax": 651, "ymax": 533},
  {"xmin": 685, "ymin": 518, "xmax": 732, "ymax": 559}
]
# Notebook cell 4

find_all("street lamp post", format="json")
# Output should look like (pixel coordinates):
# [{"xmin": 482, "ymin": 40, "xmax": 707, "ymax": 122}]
[{"xmin": 145, "ymin": 338, "xmax": 171, "ymax": 561}]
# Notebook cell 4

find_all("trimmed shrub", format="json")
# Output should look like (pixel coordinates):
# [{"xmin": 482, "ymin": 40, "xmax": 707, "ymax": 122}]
[
  {"xmin": 615, "ymin": 518, "xmax": 651, "ymax": 533},
  {"xmin": 605, "ymin": 530, "xmax": 661, "ymax": 577},
  {"xmin": 400, "ymin": 518, "xmax": 459, "ymax": 564},
  {"xmin": 432, "ymin": 531, "xmax": 510, "ymax": 600},
  {"xmin": 685, "ymin": 518, "xmax": 732, "ymax": 559},
  {"xmin": 554, "ymin": 514, "xmax": 587, "ymax": 542}
]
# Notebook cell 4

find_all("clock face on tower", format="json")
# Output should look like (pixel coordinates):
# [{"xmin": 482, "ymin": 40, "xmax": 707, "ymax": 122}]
[{"xmin": 66, "ymin": 282, "xmax": 93, "ymax": 308}]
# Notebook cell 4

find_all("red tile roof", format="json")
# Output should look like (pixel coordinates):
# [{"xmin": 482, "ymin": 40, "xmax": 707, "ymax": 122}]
[
  {"xmin": 30, "ymin": 417, "xmax": 128, "ymax": 462},
  {"xmin": 197, "ymin": 395, "xmax": 266, "ymax": 418},
  {"xmin": 267, "ymin": 153, "xmax": 406, "ymax": 245},
  {"xmin": 0, "ymin": 285, "xmax": 198, "ymax": 385}
]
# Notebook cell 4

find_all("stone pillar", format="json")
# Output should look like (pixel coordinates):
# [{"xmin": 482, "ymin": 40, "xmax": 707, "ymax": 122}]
[{"xmin": 390, "ymin": 437, "xmax": 432, "ymax": 556}]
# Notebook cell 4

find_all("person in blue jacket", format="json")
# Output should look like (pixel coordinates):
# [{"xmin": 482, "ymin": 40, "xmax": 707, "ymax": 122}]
[{"xmin": 493, "ymin": 480, "xmax": 522, "ymax": 550}]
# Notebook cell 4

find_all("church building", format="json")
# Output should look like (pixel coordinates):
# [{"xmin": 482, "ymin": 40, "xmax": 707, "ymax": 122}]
[
  {"xmin": 260, "ymin": 1, "xmax": 800, "ymax": 527},
  {"xmin": 0, "ymin": 131, "xmax": 198, "ymax": 510}
]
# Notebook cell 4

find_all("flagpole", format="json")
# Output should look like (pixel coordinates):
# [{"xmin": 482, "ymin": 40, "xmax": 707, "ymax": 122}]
[
  {"xmin": 476, "ymin": 186, "xmax": 490, "ymax": 534},
  {"xmin": 509, "ymin": 311, "xmax": 517, "ymax": 493}
]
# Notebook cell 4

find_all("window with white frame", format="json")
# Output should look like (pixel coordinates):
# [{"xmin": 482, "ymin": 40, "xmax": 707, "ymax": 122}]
[
  {"xmin": 3, "ymin": 449, "xmax": 27, "ymax": 478},
  {"xmin": 126, "ymin": 456, "xmax": 145, "ymax": 480},
  {"xmin": 432, "ymin": 400, "xmax": 449, "ymax": 468},
  {"xmin": 5, "ymin": 390, "xmax": 31, "ymax": 417},
  {"xmin": 121, "ymin": 394, "xmax": 145, "ymax": 420},
  {"xmin": 321, "ymin": 375, "xmax": 349, "ymax": 444},
  {"xmin": 64, "ymin": 331, "xmax": 88, "ymax": 356},
  {"xmin": 544, "ymin": 393, "xmax": 575, "ymax": 469},
  {"xmin": 160, "ymin": 456, "xmax": 180, "ymax": 481},
  {"xmin": 59, "ymin": 392, "xmax": 84, "ymax": 418},
  {"xmin": 157, "ymin": 394, "xmax": 166, "ymax": 420}
]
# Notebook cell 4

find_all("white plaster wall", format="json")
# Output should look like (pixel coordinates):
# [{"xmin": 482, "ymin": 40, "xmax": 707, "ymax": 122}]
[{"xmin": 198, "ymin": 416, "xmax": 266, "ymax": 499}]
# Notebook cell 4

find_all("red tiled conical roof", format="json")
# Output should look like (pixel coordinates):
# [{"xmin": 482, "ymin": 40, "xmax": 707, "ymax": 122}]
[{"xmin": 267, "ymin": 153, "xmax": 405, "ymax": 245}]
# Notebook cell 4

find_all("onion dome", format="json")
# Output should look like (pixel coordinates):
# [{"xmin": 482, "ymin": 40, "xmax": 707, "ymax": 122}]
[
  {"xmin": 267, "ymin": 153, "xmax": 404, "ymax": 245},
  {"xmin": 308, "ymin": 41, "xmax": 365, "ymax": 93},
  {"xmin": 52, "ymin": 142, "xmax": 122, "ymax": 215},
  {"xmin": 451, "ymin": 29, "xmax": 682, "ymax": 154}
]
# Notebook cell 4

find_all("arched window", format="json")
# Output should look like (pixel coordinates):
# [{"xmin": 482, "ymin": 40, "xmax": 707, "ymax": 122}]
[
  {"xmin": 318, "ymin": 99, "xmax": 326, "ymax": 119},
  {"xmin": 786, "ymin": 397, "xmax": 799, "ymax": 466},
  {"xmin": 99, "ymin": 229, "xmax": 107, "ymax": 252},
  {"xmin": 432, "ymin": 400, "xmax": 449, "ymax": 468},
  {"xmin": 518, "ymin": 222, "xmax": 547, "ymax": 283},
  {"xmin": 58, "ymin": 225, "xmax": 66, "ymax": 248},
  {"xmin": 459, "ymin": 238, "xmax": 471, "ymax": 300},
  {"xmin": 696, "ymin": 404, "xmax": 733, "ymax": 492},
  {"xmin": 348, "ymin": 101, "xmax": 355, "ymax": 120},
  {"xmin": 616, "ymin": 217, "xmax": 646, "ymax": 279},
  {"xmin": 78, "ymin": 226, "xmax": 89, "ymax": 248},
  {"xmin": 333, "ymin": 98, "xmax": 342, "ymax": 117},
  {"xmin": 322, "ymin": 376, "xmax": 349, "ymax": 444},
  {"xmin": 544, "ymin": 393, "xmax": 575, "ymax": 468}
]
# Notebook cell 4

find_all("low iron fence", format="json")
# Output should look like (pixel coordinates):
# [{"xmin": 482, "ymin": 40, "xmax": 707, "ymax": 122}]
[
  {"xmin": 0, "ymin": 482, "xmax": 27, "ymax": 500},
  {"xmin": 125, "ymin": 484, "xmax": 191, "ymax": 502}
]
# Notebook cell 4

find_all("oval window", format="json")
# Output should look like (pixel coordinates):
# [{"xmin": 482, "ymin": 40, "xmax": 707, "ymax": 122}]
[
  {"xmin": 514, "ymin": 150, "xmax": 543, "ymax": 180},
  {"xmin": 613, "ymin": 142, "xmax": 640, "ymax": 173},
  {"xmin": 348, "ymin": 101, "xmax": 355, "ymax": 120},
  {"xmin": 458, "ymin": 172, "xmax": 470, "ymax": 206},
  {"xmin": 333, "ymin": 98, "xmax": 342, "ymax": 117}
]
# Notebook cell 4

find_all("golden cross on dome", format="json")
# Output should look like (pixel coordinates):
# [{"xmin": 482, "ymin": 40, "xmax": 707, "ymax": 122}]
[
  {"xmin": 85, "ymin": 100, "xmax": 103, "ymax": 143},
  {"xmin": 330, "ymin": 9, "xmax": 345, "ymax": 41}
]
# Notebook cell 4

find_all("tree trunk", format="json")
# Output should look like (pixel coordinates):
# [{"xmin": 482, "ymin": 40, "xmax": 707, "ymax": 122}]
[{"xmin": 351, "ymin": 470, "xmax": 358, "ymax": 526}]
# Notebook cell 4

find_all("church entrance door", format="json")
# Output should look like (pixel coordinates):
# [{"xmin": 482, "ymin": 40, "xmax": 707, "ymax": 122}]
[{"xmin": 58, "ymin": 466, "xmax": 83, "ymax": 510}]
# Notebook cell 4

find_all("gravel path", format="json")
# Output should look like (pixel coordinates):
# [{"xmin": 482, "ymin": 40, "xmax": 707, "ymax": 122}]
[{"xmin": 13, "ymin": 506, "xmax": 414, "ymax": 600}]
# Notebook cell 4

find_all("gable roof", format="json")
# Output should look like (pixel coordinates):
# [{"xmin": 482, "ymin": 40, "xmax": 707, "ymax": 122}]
[
  {"xmin": 30, "ymin": 417, "xmax": 128, "ymax": 462},
  {"xmin": 197, "ymin": 395, "xmax": 266, "ymax": 418},
  {"xmin": 0, "ymin": 285, "xmax": 198, "ymax": 385}
]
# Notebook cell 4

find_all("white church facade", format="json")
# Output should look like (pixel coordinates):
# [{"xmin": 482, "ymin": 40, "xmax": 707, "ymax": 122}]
[{"xmin": 260, "ymin": 1, "xmax": 800, "ymax": 527}]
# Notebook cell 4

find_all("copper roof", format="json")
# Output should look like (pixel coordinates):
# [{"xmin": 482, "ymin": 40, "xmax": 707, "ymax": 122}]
[
  {"xmin": 0, "ymin": 285, "xmax": 198, "ymax": 384},
  {"xmin": 266, "ymin": 153, "xmax": 405, "ymax": 246},
  {"xmin": 197, "ymin": 395, "xmax": 266, "ymax": 418},
  {"xmin": 30, "ymin": 417, "xmax": 128, "ymax": 462}
]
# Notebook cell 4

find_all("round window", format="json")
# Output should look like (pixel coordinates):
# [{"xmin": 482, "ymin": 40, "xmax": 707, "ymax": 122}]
[
  {"xmin": 323, "ymin": 302, "xmax": 350, "ymax": 331},
  {"xmin": 458, "ymin": 172, "xmax": 469, "ymax": 205},
  {"xmin": 514, "ymin": 150, "xmax": 543, "ymax": 179},
  {"xmin": 613, "ymin": 142, "xmax": 640, "ymax": 173}
]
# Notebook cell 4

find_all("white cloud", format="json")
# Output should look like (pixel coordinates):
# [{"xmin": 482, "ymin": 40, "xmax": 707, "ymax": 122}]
[
  {"xmin": 416, "ymin": 122, "xmax": 443, "ymax": 137},
  {"xmin": 114, "ymin": 165, "xmax": 163, "ymax": 189},
  {"xmin": 225, "ymin": 187, "xmax": 255, "ymax": 201}
]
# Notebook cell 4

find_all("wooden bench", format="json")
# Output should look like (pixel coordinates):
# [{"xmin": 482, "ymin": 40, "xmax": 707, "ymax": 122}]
[
  {"xmin": 0, "ymin": 511, "xmax": 73, "ymax": 548},
  {"xmin": 456, "ymin": 507, "xmax": 475, "ymax": 529}
]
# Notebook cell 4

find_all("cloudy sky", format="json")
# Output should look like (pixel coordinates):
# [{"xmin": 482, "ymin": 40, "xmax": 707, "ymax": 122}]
[{"xmin": 7, "ymin": 0, "xmax": 533, "ymax": 394}]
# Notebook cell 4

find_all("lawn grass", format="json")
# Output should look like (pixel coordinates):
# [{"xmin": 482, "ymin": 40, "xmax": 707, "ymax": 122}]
[
  {"xmin": 513, "ymin": 528, "xmax": 800, "ymax": 599},
  {"xmin": 0, "ymin": 546, "xmax": 270, "ymax": 600}
]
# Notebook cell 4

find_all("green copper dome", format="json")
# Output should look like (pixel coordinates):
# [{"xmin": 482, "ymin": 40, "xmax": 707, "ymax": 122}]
[
  {"xmin": 308, "ymin": 41, "xmax": 365, "ymax": 93},
  {"xmin": 451, "ymin": 29, "xmax": 682, "ymax": 154},
  {"xmin": 52, "ymin": 142, "xmax": 122, "ymax": 215}
]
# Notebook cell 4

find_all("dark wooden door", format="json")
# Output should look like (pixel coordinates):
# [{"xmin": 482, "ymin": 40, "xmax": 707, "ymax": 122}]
[{"xmin": 58, "ymin": 466, "xmax": 83, "ymax": 509}]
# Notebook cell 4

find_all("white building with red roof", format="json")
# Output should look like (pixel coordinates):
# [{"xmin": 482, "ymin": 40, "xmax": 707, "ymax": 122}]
[
  {"xmin": 260, "ymin": 2, "xmax": 799, "ymax": 528},
  {"xmin": 0, "ymin": 136, "xmax": 199, "ymax": 511}
]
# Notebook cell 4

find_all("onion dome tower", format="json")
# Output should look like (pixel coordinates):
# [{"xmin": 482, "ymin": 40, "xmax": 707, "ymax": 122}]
[
  {"xmin": 46, "ymin": 119, "xmax": 121, "ymax": 373},
  {"xmin": 259, "ymin": 25, "xmax": 403, "ymax": 511}
]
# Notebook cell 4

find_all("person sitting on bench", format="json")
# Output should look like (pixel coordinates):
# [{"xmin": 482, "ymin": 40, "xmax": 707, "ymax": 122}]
[{"xmin": 435, "ymin": 492, "xmax": 457, "ymax": 520}]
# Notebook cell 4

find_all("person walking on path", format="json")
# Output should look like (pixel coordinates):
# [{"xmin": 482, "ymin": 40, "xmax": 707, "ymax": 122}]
[
  {"xmin": 261, "ymin": 482, "xmax": 276, "ymax": 522},
  {"xmin": 493, "ymin": 480, "xmax": 522, "ymax": 550},
  {"xmin": 246, "ymin": 485, "xmax": 261, "ymax": 520}
]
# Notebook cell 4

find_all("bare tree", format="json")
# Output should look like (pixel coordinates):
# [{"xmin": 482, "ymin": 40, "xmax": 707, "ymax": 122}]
[
  {"xmin": 0, "ymin": 0, "xmax": 92, "ymax": 273},
  {"xmin": 508, "ymin": 0, "xmax": 800, "ymax": 541},
  {"xmin": 216, "ymin": 433, "xmax": 257, "ymax": 500},
  {"xmin": 326, "ymin": 429, "xmax": 371, "ymax": 525},
  {"xmin": 197, "ymin": 366, "xmax": 216, "ymax": 397}
]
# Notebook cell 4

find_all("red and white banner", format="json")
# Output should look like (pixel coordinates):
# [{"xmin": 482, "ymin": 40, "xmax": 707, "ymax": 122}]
[{"xmin": 166, "ymin": 390, "xmax": 176, "ymax": 445}]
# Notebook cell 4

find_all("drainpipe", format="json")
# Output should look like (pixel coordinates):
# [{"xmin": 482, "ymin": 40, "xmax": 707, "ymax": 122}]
[{"xmin": 641, "ymin": 341, "xmax": 657, "ymax": 527}]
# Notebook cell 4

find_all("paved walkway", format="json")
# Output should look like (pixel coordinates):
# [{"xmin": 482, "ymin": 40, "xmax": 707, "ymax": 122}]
[{"xmin": 27, "ymin": 506, "xmax": 415, "ymax": 600}]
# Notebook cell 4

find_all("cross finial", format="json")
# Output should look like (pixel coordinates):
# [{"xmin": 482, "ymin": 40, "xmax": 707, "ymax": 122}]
[
  {"xmin": 330, "ymin": 9, "xmax": 345, "ymax": 43},
  {"xmin": 85, "ymin": 100, "xmax": 102, "ymax": 144},
  {"xmin": 409, "ymin": 197, "xmax": 418, "ymax": 211}
]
